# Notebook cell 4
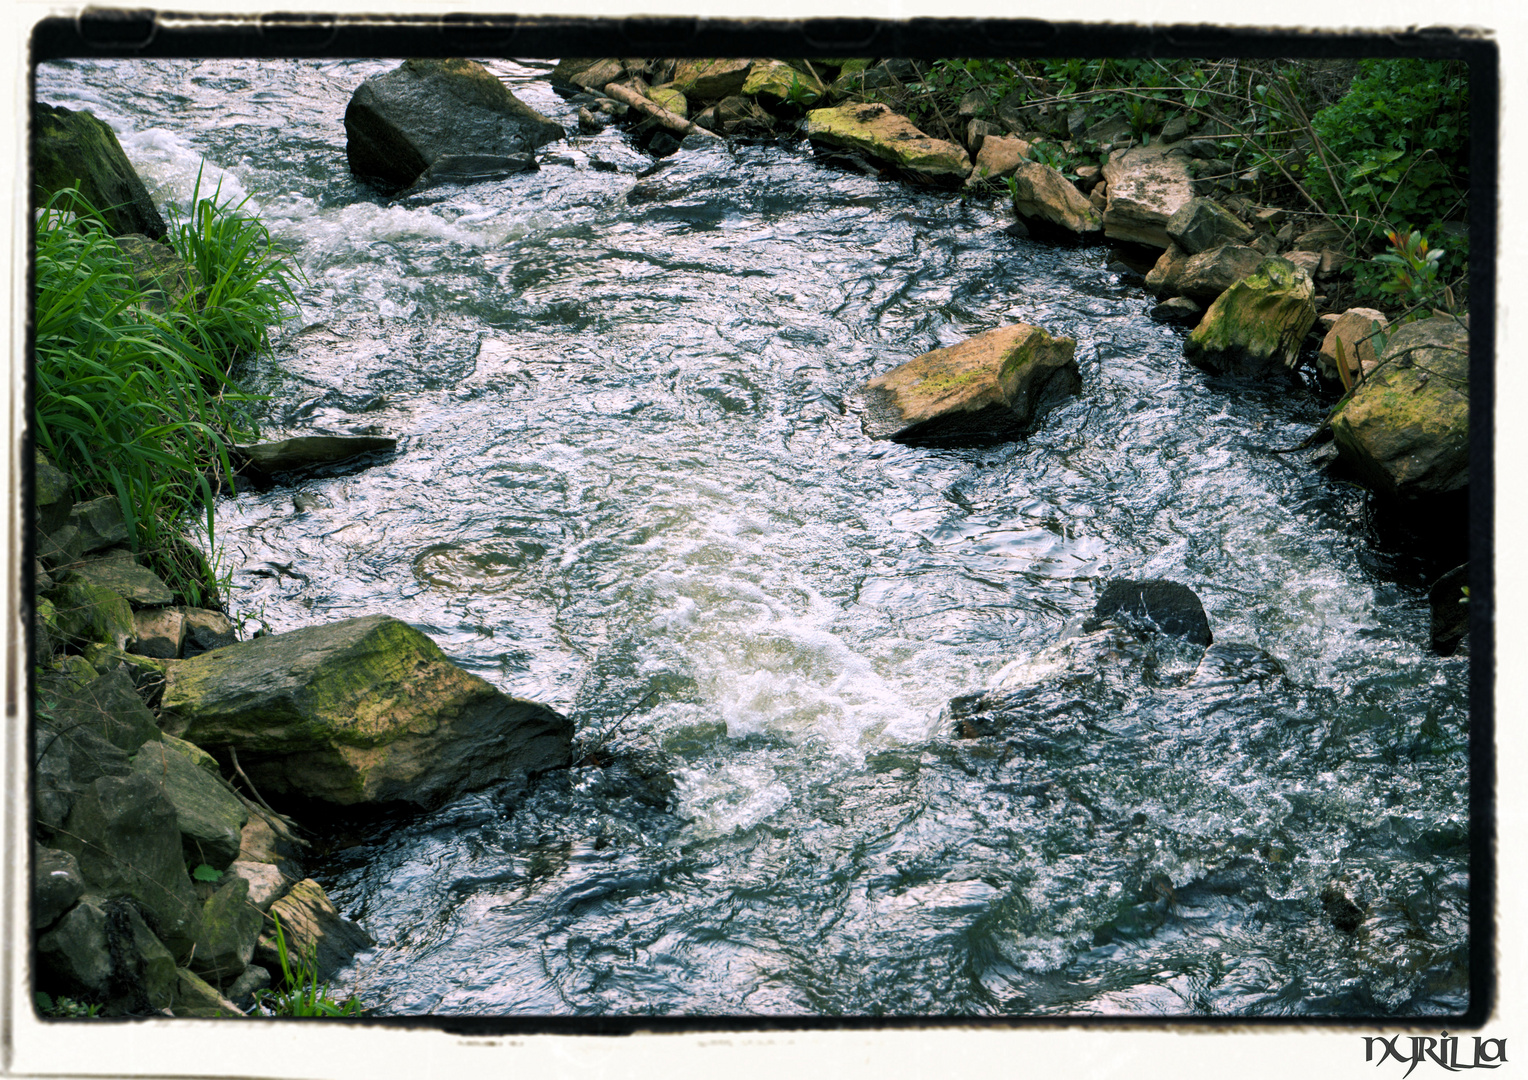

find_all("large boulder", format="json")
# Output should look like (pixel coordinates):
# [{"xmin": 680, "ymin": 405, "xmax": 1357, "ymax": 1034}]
[
  {"xmin": 1101, "ymin": 144, "xmax": 1194, "ymax": 248},
  {"xmin": 856, "ymin": 324, "xmax": 1080, "ymax": 447},
  {"xmin": 159, "ymin": 614, "xmax": 573, "ymax": 807},
  {"xmin": 1007, "ymin": 159, "xmax": 1102, "ymax": 240},
  {"xmin": 1329, "ymin": 318, "xmax": 1469, "ymax": 500},
  {"xmin": 1184, "ymin": 257, "xmax": 1317, "ymax": 377},
  {"xmin": 344, "ymin": 59, "xmax": 564, "ymax": 193},
  {"xmin": 32, "ymin": 102, "xmax": 167, "ymax": 240},
  {"xmin": 805, "ymin": 103, "xmax": 972, "ymax": 187}
]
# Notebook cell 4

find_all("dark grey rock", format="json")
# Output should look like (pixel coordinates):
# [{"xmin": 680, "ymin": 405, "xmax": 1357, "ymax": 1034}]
[
  {"xmin": 37, "ymin": 525, "xmax": 83, "ymax": 571},
  {"xmin": 33, "ymin": 102, "xmax": 168, "ymax": 240},
  {"xmin": 1166, "ymin": 197, "xmax": 1254, "ymax": 255},
  {"xmin": 1428, "ymin": 564, "xmax": 1470, "ymax": 656},
  {"xmin": 191, "ymin": 876, "xmax": 264, "ymax": 989},
  {"xmin": 34, "ymin": 453, "xmax": 74, "ymax": 534},
  {"xmin": 1084, "ymin": 579, "xmax": 1213, "ymax": 647},
  {"xmin": 130, "ymin": 739, "xmax": 248, "ymax": 870},
  {"xmin": 224, "ymin": 963, "xmax": 271, "ymax": 1008},
  {"xmin": 234, "ymin": 435, "xmax": 397, "ymax": 478},
  {"xmin": 34, "ymin": 667, "xmax": 159, "ymax": 829},
  {"xmin": 68, "ymin": 550, "xmax": 174, "ymax": 607},
  {"xmin": 180, "ymin": 607, "xmax": 239, "ymax": 656},
  {"xmin": 36, "ymin": 895, "xmax": 178, "ymax": 1014},
  {"xmin": 33, "ymin": 847, "xmax": 85, "ymax": 930}
]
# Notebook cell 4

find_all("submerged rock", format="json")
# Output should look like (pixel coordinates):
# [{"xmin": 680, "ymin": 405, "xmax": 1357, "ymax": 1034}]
[
  {"xmin": 805, "ymin": 103, "xmax": 972, "ymax": 187},
  {"xmin": 1328, "ymin": 317, "xmax": 1469, "ymax": 500},
  {"xmin": 1184, "ymin": 257, "xmax": 1316, "ymax": 376},
  {"xmin": 1428, "ymin": 564, "xmax": 1470, "ymax": 656},
  {"xmin": 1084, "ymin": 579, "xmax": 1213, "ymax": 646},
  {"xmin": 233, "ymin": 434, "xmax": 397, "ymax": 479},
  {"xmin": 33, "ymin": 102, "xmax": 168, "ymax": 240},
  {"xmin": 159, "ymin": 614, "xmax": 573, "ymax": 807},
  {"xmin": 855, "ymin": 324, "xmax": 1080, "ymax": 447},
  {"xmin": 344, "ymin": 58, "xmax": 564, "ymax": 193}
]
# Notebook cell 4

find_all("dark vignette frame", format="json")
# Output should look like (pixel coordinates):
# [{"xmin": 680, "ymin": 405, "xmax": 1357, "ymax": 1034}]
[{"xmin": 21, "ymin": 11, "xmax": 1497, "ymax": 1037}]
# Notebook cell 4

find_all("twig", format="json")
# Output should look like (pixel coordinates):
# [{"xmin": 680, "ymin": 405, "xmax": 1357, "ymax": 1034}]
[{"xmin": 227, "ymin": 746, "xmax": 311, "ymax": 846}]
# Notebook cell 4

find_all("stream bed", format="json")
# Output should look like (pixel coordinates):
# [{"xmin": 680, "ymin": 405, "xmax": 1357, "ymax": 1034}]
[{"xmin": 36, "ymin": 56, "xmax": 1471, "ymax": 1018}]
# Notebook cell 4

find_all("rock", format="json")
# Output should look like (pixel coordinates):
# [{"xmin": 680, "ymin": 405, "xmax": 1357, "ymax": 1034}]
[
  {"xmin": 55, "ymin": 772, "xmax": 202, "ymax": 957},
  {"xmin": 1007, "ymin": 159, "xmax": 1103, "ymax": 240},
  {"xmin": 1321, "ymin": 883, "xmax": 1365, "ymax": 934},
  {"xmin": 1173, "ymin": 242, "xmax": 1267, "ymax": 305},
  {"xmin": 403, "ymin": 153, "xmax": 537, "ymax": 194},
  {"xmin": 965, "ymin": 135, "xmax": 1031, "ymax": 188},
  {"xmin": 1329, "ymin": 318, "xmax": 1469, "ymax": 500},
  {"xmin": 1317, "ymin": 307, "xmax": 1389, "ymax": 383},
  {"xmin": 645, "ymin": 84, "xmax": 689, "ymax": 118},
  {"xmin": 35, "ymin": 452, "xmax": 74, "ymax": 534},
  {"xmin": 1083, "ymin": 579, "xmax": 1213, "ymax": 646},
  {"xmin": 1101, "ymin": 144, "xmax": 1194, "ymax": 248},
  {"xmin": 115, "ymin": 234, "xmax": 202, "ymax": 314},
  {"xmin": 1318, "ymin": 248, "xmax": 1350, "ymax": 279},
  {"xmin": 159, "ymin": 614, "xmax": 573, "ymax": 807},
  {"xmin": 1252, "ymin": 234, "xmax": 1279, "ymax": 256},
  {"xmin": 34, "ymin": 667, "xmax": 160, "ymax": 828},
  {"xmin": 37, "ymin": 524, "xmax": 83, "ymax": 571},
  {"xmin": 180, "ymin": 607, "xmax": 239, "ymax": 656},
  {"xmin": 965, "ymin": 118, "xmax": 1000, "ymax": 155},
  {"xmin": 32, "ymin": 102, "xmax": 168, "ymax": 240},
  {"xmin": 131, "ymin": 606, "xmax": 186, "ymax": 659},
  {"xmin": 550, "ymin": 58, "xmax": 625, "ymax": 92},
  {"xmin": 855, "ymin": 324, "xmax": 1080, "ymax": 447},
  {"xmin": 234, "ymin": 434, "xmax": 397, "ymax": 478},
  {"xmin": 256, "ymin": 879, "xmax": 373, "ymax": 982},
  {"xmin": 1295, "ymin": 221, "xmax": 1348, "ymax": 250},
  {"xmin": 224, "ymin": 964, "xmax": 271, "ymax": 1008},
  {"xmin": 956, "ymin": 88, "xmax": 988, "ymax": 118},
  {"xmin": 1166, "ymin": 197, "xmax": 1254, "ymax": 254},
  {"xmin": 740, "ymin": 60, "xmax": 826, "ymax": 109},
  {"xmin": 1159, "ymin": 114, "xmax": 1191, "ymax": 143},
  {"xmin": 172, "ymin": 966, "xmax": 244, "ymax": 1017},
  {"xmin": 66, "ymin": 550, "xmax": 175, "ymax": 607},
  {"xmin": 805, "ymin": 103, "xmax": 971, "ymax": 188},
  {"xmin": 33, "ymin": 848, "xmax": 85, "ymax": 930},
  {"xmin": 228, "ymin": 859, "xmax": 292, "ymax": 912},
  {"xmin": 344, "ymin": 58, "xmax": 564, "ymax": 193},
  {"xmin": 1145, "ymin": 242, "xmax": 1190, "ymax": 299},
  {"xmin": 1150, "ymin": 296, "xmax": 1203, "ymax": 325},
  {"xmin": 37, "ymin": 895, "xmax": 178, "ymax": 1013},
  {"xmin": 1184, "ymin": 257, "xmax": 1317, "ymax": 376},
  {"xmin": 1284, "ymin": 249, "xmax": 1321, "ymax": 278},
  {"xmin": 1428, "ymin": 564, "xmax": 1470, "ymax": 656},
  {"xmin": 69, "ymin": 494, "xmax": 129, "ymax": 552},
  {"xmin": 834, "ymin": 58, "xmax": 926, "ymax": 95},
  {"xmin": 237, "ymin": 817, "xmax": 305, "ymax": 881},
  {"xmin": 577, "ymin": 106, "xmax": 604, "ymax": 134},
  {"xmin": 670, "ymin": 58, "xmax": 754, "ymax": 101},
  {"xmin": 1088, "ymin": 184, "xmax": 1108, "ymax": 212},
  {"xmin": 130, "ymin": 738, "xmax": 248, "ymax": 870},
  {"xmin": 192, "ymin": 876, "xmax": 264, "ymax": 988}
]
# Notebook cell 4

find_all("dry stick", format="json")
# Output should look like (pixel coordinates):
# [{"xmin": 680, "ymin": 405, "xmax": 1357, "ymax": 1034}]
[
  {"xmin": 227, "ymin": 746, "xmax": 310, "ymax": 846},
  {"xmin": 602, "ymin": 82, "xmax": 724, "ymax": 142}
]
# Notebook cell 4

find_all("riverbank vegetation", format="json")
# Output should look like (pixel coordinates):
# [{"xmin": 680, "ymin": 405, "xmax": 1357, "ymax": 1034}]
[
  {"xmin": 33, "ymin": 178, "xmax": 299, "ymax": 605},
  {"xmin": 858, "ymin": 56, "xmax": 1470, "ymax": 315}
]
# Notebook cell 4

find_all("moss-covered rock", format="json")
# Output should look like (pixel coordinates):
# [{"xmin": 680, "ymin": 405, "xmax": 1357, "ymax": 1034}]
[
  {"xmin": 1329, "ymin": 318, "xmax": 1469, "ymax": 500},
  {"xmin": 32, "ymin": 102, "xmax": 167, "ymax": 240},
  {"xmin": 67, "ymin": 551, "xmax": 175, "ymax": 607},
  {"xmin": 741, "ymin": 60, "xmax": 826, "ymax": 108},
  {"xmin": 37, "ymin": 894, "xmax": 178, "ymax": 1013},
  {"xmin": 255, "ymin": 879, "xmax": 373, "ymax": 981},
  {"xmin": 33, "ymin": 848, "xmax": 85, "ymax": 930},
  {"xmin": 35, "ymin": 451, "xmax": 74, "ymax": 534},
  {"xmin": 856, "ymin": 324, "xmax": 1080, "ymax": 447},
  {"xmin": 805, "ymin": 103, "xmax": 971, "ymax": 187},
  {"xmin": 130, "ymin": 738, "xmax": 248, "ymax": 870},
  {"xmin": 1008, "ymin": 159, "xmax": 1103, "ymax": 240},
  {"xmin": 191, "ymin": 876, "xmax": 264, "ymax": 989},
  {"xmin": 645, "ymin": 85, "xmax": 689, "ymax": 119},
  {"xmin": 1184, "ymin": 257, "xmax": 1316, "ymax": 376},
  {"xmin": 670, "ymin": 58, "xmax": 754, "ymax": 101},
  {"xmin": 50, "ymin": 577, "xmax": 136, "ymax": 651},
  {"xmin": 344, "ymin": 58, "xmax": 564, "ymax": 193},
  {"xmin": 171, "ymin": 966, "xmax": 244, "ymax": 1017},
  {"xmin": 34, "ymin": 667, "xmax": 161, "ymax": 829},
  {"xmin": 159, "ymin": 614, "xmax": 573, "ymax": 806},
  {"xmin": 115, "ymin": 234, "xmax": 202, "ymax": 314},
  {"xmin": 67, "ymin": 496, "xmax": 130, "ymax": 555}
]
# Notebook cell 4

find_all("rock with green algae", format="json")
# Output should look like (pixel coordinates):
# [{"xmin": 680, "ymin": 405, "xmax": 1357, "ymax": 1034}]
[
  {"xmin": 741, "ymin": 60, "xmax": 826, "ymax": 107},
  {"xmin": 50, "ymin": 577, "xmax": 136, "ymax": 652},
  {"xmin": 855, "ymin": 324, "xmax": 1080, "ymax": 447},
  {"xmin": 255, "ymin": 879, "xmax": 374, "ymax": 981},
  {"xmin": 67, "ymin": 550, "xmax": 175, "ymax": 607},
  {"xmin": 38, "ymin": 895, "xmax": 178, "ymax": 1013},
  {"xmin": 191, "ymin": 876, "xmax": 264, "ymax": 989},
  {"xmin": 172, "ymin": 967, "xmax": 244, "ymax": 1017},
  {"xmin": 805, "ymin": 103, "xmax": 972, "ymax": 187},
  {"xmin": 32, "ymin": 102, "xmax": 168, "ymax": 240},
  {"xmin": 159, "ymin": 614, "xmax": 573, "ymax": 807},
  {"xmin": 1184, "ymin": 257, "xmax": 1316, "ymax": 376},
  {"xmin": 1329, "ymin": 317, "xmax": 1469, "ymax": 501},
  {"xmin": 645, "ymin": 84, "xmax": 689, "ymax": 118},
  {"xmin": 130, "ymin": 737, "xmax": 248, "ymax": 870}
]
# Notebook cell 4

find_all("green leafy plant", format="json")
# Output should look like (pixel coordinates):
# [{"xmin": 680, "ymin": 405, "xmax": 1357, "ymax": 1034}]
[
  {"xmin": 253, "ymin": 913, "xmax": 364, "ymax": 1018},
  {"xmin": 191, "ymin": 862, "xmax": 223, "ymax": 882},
  {"xmin": 1372, "ymin": 228, "xmax": 1448, "ymax": 315},
  {"xmin": 33, "ymin": 176, "xmax": 298, "ymax": 606},
  {"xmin": 34, "ymin": 992, "xmax": 102, "ymax": 1018}
]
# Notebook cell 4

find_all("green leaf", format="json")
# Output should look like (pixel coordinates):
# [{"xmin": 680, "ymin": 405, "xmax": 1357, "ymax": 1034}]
[{"xmin": 191, "ymin": 863, "xmax": 223, "ymax": 882}]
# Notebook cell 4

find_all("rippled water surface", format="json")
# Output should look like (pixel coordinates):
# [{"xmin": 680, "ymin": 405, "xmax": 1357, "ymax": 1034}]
[{"xmin": 37, "ymin": 58, "xmax": 1472, "ymax": 1017}]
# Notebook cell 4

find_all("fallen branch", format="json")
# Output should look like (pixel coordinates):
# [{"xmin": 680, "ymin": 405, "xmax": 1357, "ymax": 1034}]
[
  {"xmin": 602, "ymin": 81, "xmax": 724, "ymax": 142},
  {"xmin": 225, "ymin": 747, "xmax": 310, "ymax": 848}
]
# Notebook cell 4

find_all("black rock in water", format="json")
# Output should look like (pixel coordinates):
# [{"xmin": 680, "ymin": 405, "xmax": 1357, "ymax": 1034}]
[{"xmin": 1084, "ymin": 579, "xmax": 1213, "ymax": 646}]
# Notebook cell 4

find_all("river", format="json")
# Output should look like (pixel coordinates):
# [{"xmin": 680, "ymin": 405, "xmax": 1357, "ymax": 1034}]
[{"xmin": 35, "ymin": 56, "xmax": 1471, "ymax": 1017}]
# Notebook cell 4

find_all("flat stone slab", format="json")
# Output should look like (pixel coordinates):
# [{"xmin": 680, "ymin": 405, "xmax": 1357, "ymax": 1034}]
[
  {"xmin": 234, "ymin": 435, "xmax": 397, "ymax": 475},
  {"xmin": 806, "ymin": 103, "xmax": 971, "ymax": 187},
  {"xmin": 856, "ymin": 324, "xmax": 1080, "ymax": 447},
  {"xmin": 1102, "ymin": 144, "xmax": 1194, "ymax": 248},
  {"xmin": 68, "ymin": 551, "xmax": 174, "ymax": 607}
]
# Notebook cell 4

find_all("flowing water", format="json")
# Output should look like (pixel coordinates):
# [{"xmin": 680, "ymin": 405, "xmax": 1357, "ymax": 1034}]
[{"xmin": 36, "ymin": 58, "xmax": 1472, "ymax": 1018}]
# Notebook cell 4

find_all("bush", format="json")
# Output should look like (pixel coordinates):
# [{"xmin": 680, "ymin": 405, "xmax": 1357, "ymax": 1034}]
[{"xmin": 33, "ymin": 178, "xmax": 298, "ymax": 605}]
